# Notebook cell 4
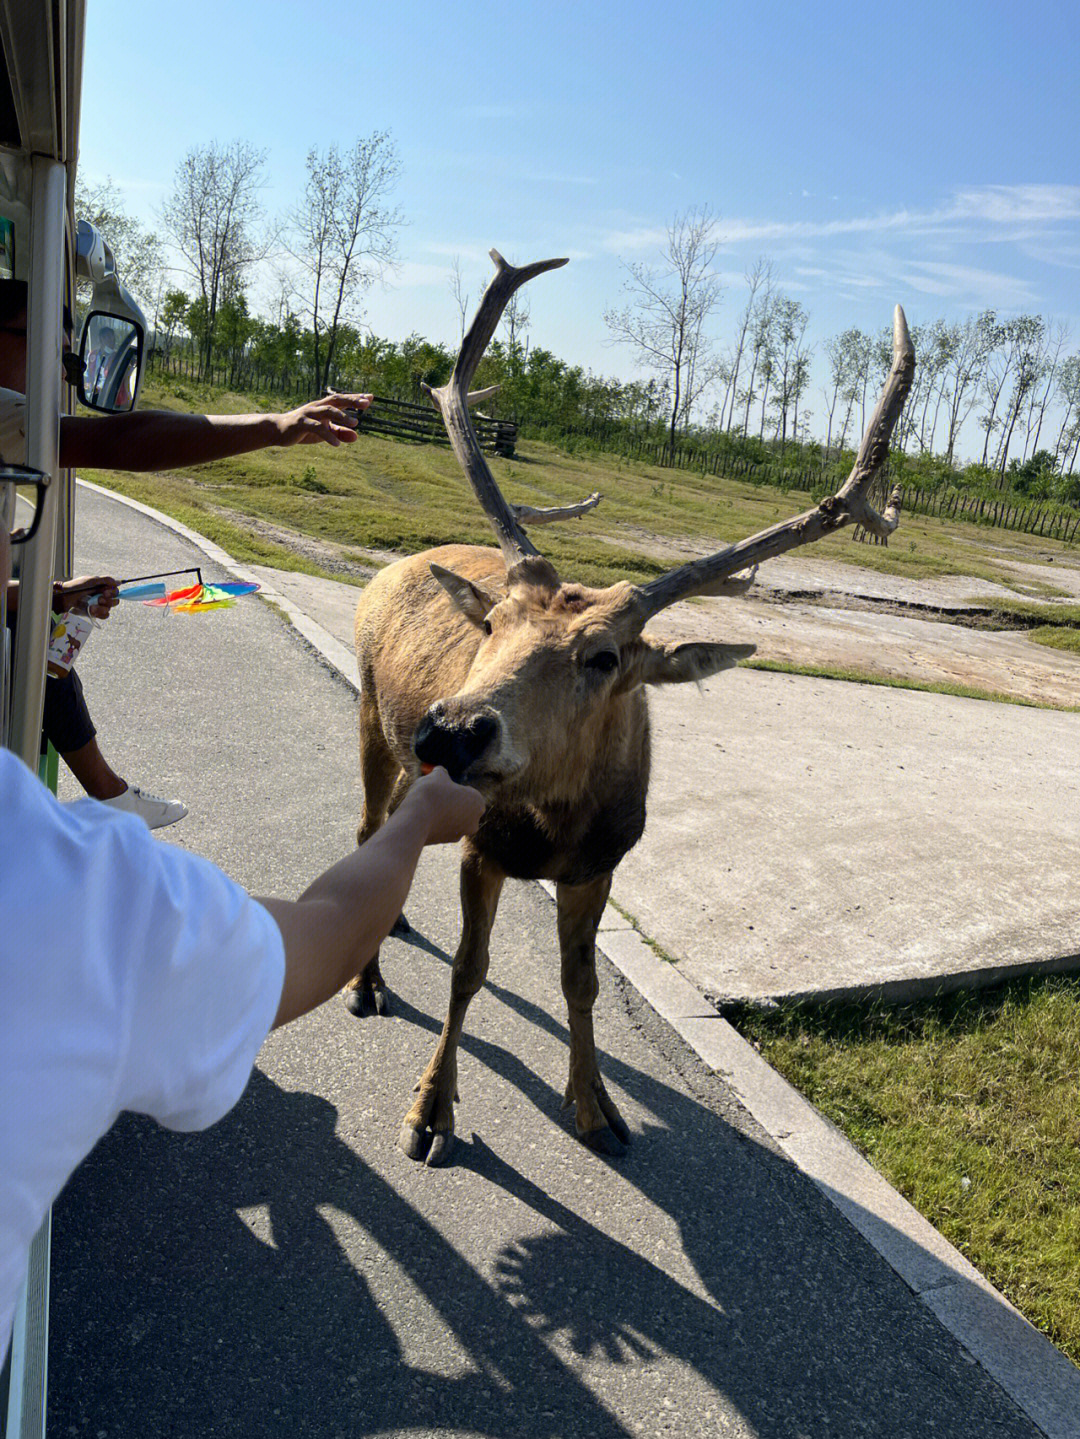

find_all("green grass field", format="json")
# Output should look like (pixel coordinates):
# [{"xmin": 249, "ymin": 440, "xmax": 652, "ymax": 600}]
[
  {"xmin": 736, "ymin": 979, "xmax": 1080, "ymax": 1364},
  {"xmin": 85, "ymin": 374, "xmax": 1080, "ymax": 597}
]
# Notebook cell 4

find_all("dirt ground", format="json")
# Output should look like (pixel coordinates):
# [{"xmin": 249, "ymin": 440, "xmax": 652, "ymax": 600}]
[{"xmin": 643, "ymin": 547, "xmax": 1080, "ymax": 709}]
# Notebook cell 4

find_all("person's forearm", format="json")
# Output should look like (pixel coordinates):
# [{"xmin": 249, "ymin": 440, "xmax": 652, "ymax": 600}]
[
  {"xmin": 259, "ymin": 800, "xmax": 434, "ymax": 1029},
  {"xmin": 59, "ymin": 411, "xmax": 285, "ymax": 472}
]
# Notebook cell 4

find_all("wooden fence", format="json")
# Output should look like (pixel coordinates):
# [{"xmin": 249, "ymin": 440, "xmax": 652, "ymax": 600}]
[
  {"xmin": 353, "ymin": 395, "xmax": 517, "ymax": 457},
  {"xmin": 149, "ymin": 351, "xmax": 517, "ymax": 456},
  {"xmin": 894, "ymin": 484, "xmax": 1080, "ymax": 544},
  {"xmin": 617, "ymin": 437, "xmax": 1080, "ymax": 545}
]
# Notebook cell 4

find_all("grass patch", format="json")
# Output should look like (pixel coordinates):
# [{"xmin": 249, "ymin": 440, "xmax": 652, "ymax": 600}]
[
  {"xmin": 966, "ymin": 597, "xmax": 1080, "ymax": 629},
  {"xmin": 740, "ymin": 658, "xmax": 1079, "ymax": 711},
  {"xmin": 734, "ymin": 976, "xmax": 1080, "ymax": 1363},
  {"xmin": 81, "ymin": 469, "xmax": 351, "ymax": 580},
  {"xmin": 605, "ymin": 899, "xmax": 679, "ymax": 963},
  {"xmin": 1028, "ymin": 626, "xmax": 1080, "ymax": 654}
]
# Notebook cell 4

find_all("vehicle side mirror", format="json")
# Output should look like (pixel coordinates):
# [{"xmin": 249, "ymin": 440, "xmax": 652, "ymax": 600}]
[
  {"xmin": 78, "ymin": 311, "xmax": 142, "ymax": 413},
  {"xmin": 75, "ymin": 273, "xmax": 147, "ymax": 413}
]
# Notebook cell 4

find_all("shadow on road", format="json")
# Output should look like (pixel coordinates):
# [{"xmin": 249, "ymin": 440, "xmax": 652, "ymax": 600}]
[{"xmin": 47, "ymin": 934, "xmax": 1037, "ymax": 1438}]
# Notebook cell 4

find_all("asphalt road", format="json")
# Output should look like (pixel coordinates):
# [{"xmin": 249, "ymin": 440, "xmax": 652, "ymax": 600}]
[{"xmin": 45, "ymin": 486, "xmax": 1043, "ymax": 1438}]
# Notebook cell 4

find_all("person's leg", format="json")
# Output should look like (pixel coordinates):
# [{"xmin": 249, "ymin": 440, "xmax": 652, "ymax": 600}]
[
  {"xmin": 59, "ymin": 737, "xmax": 127, "ymax": 800},
  {"xmin": 42, "ymin": 670, "xmax": 126, "ymax": 799}
]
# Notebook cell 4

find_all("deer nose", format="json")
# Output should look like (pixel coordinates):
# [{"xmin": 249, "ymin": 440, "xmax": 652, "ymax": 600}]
[{"xmin": 414, "ymin": 706, "xmax": 498, "ymax": 783}]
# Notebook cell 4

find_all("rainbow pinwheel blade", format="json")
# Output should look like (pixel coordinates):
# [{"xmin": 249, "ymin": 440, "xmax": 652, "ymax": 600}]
[
  {"xmin": 171, "ymin": 595, "xmax": 236, "ymax": 612},
  {"xmin": 207, "ymin": 581, "xmax": 259, "ymax": 599},
  {"xmin": 119, "ymin": 581, "xmax": 168, "ymax": 600},
  {"xmin": 143, "ymin": 580, "xmax": 260, "ymax": 612}
]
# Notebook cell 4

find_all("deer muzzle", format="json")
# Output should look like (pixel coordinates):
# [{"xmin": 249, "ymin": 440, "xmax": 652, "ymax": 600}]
[{"xmin": 414, "ymin": 702, "xmax": 500, "ymax": 784}]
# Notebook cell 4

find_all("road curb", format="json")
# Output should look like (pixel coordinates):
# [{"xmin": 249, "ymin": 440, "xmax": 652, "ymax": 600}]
[{"xmin": 87, "ymin": 478, "xmax": 1080, "ymax": 1437}]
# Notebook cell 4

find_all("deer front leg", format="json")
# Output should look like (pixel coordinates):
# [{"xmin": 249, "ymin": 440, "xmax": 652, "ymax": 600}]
[
  {"xmin": 400, "ymin": 846, "xmax": 504, "ymax": 1167},
  {"xmin": 557, "ymin": 874, "xmax": 630, "ymax": 1155},
  {"xmin": 345, "ymin": 703, "xmax": 409, "ymax": 1017}
]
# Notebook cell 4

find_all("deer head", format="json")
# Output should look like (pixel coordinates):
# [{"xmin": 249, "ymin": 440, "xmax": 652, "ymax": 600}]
[{"xmin": 415, "ymin": 251, "xmax": 914, "ymax": 789}]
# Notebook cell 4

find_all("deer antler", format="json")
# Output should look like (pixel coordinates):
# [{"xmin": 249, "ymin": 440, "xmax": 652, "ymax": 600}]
[
  {"xmin": 465, "ymin": 385, "xmax": 501, "ymax": 407},
  {"xmin": 427, "ymin": 250, "xmax": 605, "ymax": 567},
  {"xmin": 511, "ymin": 492, "xmax": 602, "ymax": 526},
  {"xmin": 633, "ymin": 306, "xmax": 915, "ymax": 621}
]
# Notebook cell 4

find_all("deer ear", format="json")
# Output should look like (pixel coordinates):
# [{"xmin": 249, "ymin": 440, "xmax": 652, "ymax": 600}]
[
  {"xmin": 429, "ymin": 563, "xmax": 499, "ymax": 626},
  {"xmin": 615, "ymin": 638, "xmax": 756, "ymax": 692}
]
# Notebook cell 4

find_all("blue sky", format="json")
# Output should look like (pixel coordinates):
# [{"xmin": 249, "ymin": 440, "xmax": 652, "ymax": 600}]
[{"xmin": 79, "ymin": 0, "xmax": 1080, "ymax": 445}]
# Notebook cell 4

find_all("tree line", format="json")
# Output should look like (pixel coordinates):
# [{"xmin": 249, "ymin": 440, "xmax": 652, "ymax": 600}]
[{"xmin": 78, "ymin": 153, "xmax": 1080, "ymax": 510}]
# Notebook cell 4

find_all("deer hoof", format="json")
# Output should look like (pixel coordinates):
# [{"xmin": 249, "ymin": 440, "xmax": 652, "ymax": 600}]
[
  {"xmin": 580, "ymin": 1124, "xmax": 628, "ymax": 1158},
  {"xmin": 399, "ymin": 1123, "xmax": 429, "ymax": 1162},
  {"xmin": 426, "ymin": 1131, "xmax": 456, "ymax": 1167},
  {"xmin": 594, "ymin": 1084, "xmax": 631, "ymax": 1145},
  {"xmin": 344, "ymin": 985, "xmax": 391, "ymax": 1018}
]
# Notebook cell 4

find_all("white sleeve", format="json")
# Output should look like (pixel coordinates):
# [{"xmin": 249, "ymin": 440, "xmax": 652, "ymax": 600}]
[
  {"xmin": 0, "ymin": 387, "xmax": 27, "ymax": 464},
  {"xmin": 111, "ymin": 821, "xmax": 286, "ymax": 1132}
]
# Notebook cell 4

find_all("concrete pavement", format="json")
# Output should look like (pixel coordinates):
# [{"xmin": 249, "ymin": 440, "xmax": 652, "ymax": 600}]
[{"xmin": 52, "ymin": 478, "xmax": 1080, "ymax": 1434}]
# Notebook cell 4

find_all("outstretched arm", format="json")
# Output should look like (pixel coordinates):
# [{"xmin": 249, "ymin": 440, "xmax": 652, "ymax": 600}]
[
  {"xmin": 259, "ymin": 767, "xmax": 485, "ymax": 1029},
  {"xmin": 58, "ymin": 392, "xmax": 373, "ymax": 472}
]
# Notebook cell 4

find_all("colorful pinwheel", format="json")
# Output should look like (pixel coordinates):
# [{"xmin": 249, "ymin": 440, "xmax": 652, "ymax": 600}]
[{"xmin": 118, "ymin": 567, "xmax": 260, "ymax": 612}]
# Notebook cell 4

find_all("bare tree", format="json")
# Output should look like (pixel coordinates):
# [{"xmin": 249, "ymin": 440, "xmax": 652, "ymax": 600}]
[
  {"xmin": 502, "ymin": 285, "xmax": 530, "ymax": 355},
  {"xmin": 996, "ymin": 317, "xmax": 1043, "ymax": 474},
  {"xmin": 1053, "ymin": 353, "xmax": 1080, "ymax": 472},
  {"xmin": 822, "ymin": 328, "xmax": 863, "ymax": 460},
  {"xmin": 919, "ymin": 321, "xmax": 957, "ymax": 455},
  {"xmin": 720, "ymin": 257, "xmax": 770, "ymax": 431},
  {"xmin": 767, "ymin": 296, "xmax": 810, "ymax": 448},
  {"xmin": 1022, "ymin": 321, "xmax": 1068, "ymax": 460},
  {"xmin": 291, "ymin": 131, "xmax": 402, "ymax": 393},
  {"xmin": 940, "ymin": 312, "xmax": 996, "ymax": 465},
  {"xmin": 160, "ymin": 140, "xmax": 268, "ymax": 378},
  {"xmin": 740, "ymin": 284, "xmax": 777, "ymax": 438},
  {"xmin": 448, "ymin": 255, "xmax": 469, "ymax": 342},
  {"xmin": 604, "ymin": 206, "xmax": 723, "ymax": 457},
  {"xmin": 899, "ymin": 320, "xmax": 950, "ymax": 454}
]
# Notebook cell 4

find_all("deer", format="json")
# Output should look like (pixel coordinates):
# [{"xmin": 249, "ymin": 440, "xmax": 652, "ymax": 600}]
[{"xmin": 345, "ymin": 251, "xmax": 915, "ymax": 1167}]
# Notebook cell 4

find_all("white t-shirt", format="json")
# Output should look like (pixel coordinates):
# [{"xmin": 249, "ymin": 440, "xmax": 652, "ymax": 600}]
[{"xmin": 0, "ymin": 749, "xmax": 285, "ymax": 1349}]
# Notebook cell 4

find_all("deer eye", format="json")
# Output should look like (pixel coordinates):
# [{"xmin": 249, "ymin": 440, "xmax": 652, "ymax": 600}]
[
  {"xmin": 482, "ymin": 618, "xmax": 493, "ymax": 636},
  {"xmin": 585, "ymin": 650, "xmax": 619, "ymax": 674}
]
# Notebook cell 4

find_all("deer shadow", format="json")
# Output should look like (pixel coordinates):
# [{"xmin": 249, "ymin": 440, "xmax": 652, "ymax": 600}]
[{"xmin": 385, "ymin": 929, "xmax": 1040, "ymax": 1437}]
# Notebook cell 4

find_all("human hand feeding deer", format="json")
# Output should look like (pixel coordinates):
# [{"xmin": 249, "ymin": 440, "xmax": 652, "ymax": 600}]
[{"xmin": 346, "ymin": 249, "xmax": 915, "ymax": 1167}]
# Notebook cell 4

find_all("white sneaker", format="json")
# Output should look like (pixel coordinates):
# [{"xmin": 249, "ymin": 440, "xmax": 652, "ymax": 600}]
[{"xmin": 102, "ymin": 784, "xmax": 188, "ymax": 830}]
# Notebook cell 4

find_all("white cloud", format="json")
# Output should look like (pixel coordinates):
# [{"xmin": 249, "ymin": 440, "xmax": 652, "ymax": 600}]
[
  {"xmin": 949, "ymin": 185, "xmax": 1080, "ymax": 224},
  {"xmin": 899, "ymin": 259, "xmax": 1039, "ymax": 307},
  {"xmin": 602, "ymin": 185, "xmax": 1080, "ymax": 256}
]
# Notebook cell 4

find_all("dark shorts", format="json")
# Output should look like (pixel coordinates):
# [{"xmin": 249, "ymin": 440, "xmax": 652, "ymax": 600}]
[{"xmin": 41, "ymin": 666, "xmax": 96, "ymax": 755}]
